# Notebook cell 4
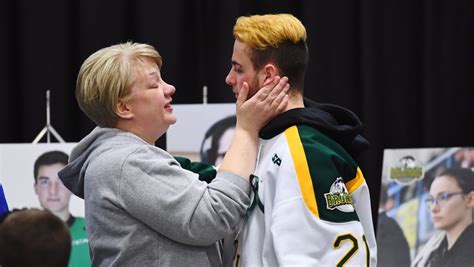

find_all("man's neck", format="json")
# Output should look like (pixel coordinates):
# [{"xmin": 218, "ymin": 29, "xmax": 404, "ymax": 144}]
[
  {"xmin": 52, "ymin": 209, "xmax": 70, "ymax": 222},
  {"xmin": 283, "ymin": 90, "xmax": 304, "ymax": 112}
]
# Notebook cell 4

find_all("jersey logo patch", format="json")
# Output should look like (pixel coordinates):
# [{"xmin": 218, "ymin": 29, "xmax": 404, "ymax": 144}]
[
  {"xmin": 324, "ymin": 177, "xmax": 355, "ymax": 212},
  {"xmin": 272, "ymin": 153, "xmax": 282, "ymax": 166}
]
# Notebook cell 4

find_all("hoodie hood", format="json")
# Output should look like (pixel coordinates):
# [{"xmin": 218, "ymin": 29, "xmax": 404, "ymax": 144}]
[
  {"xmin": 59, "ymin": 127, "xmax": 137, "ymax": 199},
  {"xmin": 260, "ymin": 98, "xmax": 369, "ymax": 158}
]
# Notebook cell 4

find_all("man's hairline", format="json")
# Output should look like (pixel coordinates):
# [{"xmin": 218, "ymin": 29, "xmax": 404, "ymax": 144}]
[{"xmin": 34, "ymin": 162, "xmax": 67, "ymax": 183}]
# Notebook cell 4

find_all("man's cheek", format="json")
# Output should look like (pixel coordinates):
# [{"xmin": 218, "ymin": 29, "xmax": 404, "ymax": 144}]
[{"xmin": 248, "ymin": 87, "xmax": 259, "ymax": 99}]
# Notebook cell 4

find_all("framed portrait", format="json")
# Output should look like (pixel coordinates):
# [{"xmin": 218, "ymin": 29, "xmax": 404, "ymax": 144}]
[
  {"xmin": 377, "ymin": 147, "xmax": 474, "ymax": 266},
  {"xmin": 0, "ymin": 143, "xmax": 84, "ymax": 217}
]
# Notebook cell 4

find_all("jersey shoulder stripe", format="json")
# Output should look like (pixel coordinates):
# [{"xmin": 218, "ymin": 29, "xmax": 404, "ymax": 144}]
[
  {"xmin": 285, "ymin": 125, "xmax": 360, "ymax": 223},
  {"xmin": 284, "ymin": 125, "xmax": 319, "ymax": 218}
]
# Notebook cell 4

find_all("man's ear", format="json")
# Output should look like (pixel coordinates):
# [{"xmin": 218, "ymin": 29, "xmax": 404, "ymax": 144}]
[
  {"xmin": 262, "ymin": 64, "xmax": 278, "ymax": 86},
  {"xmin": 116, "ymin": 99, "xmax": 134, "ymax": 119}
]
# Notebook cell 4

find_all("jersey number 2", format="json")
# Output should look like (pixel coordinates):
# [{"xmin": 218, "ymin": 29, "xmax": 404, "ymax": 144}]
[{"xmin": 333, "ymin": 234, "xmax": 370, "ymax": 267}]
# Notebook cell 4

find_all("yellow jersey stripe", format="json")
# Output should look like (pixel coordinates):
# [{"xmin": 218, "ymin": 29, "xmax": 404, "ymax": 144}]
[
  {"xmin": 285, "ymin": 126, "xmax": 319, "ymax": 218},
  {"xmin": 346, "ymin": 167, "xmax": 365, "ymax": 193}
]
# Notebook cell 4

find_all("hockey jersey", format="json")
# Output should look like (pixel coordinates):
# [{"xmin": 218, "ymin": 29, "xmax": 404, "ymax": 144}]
[{"xmin": 234, "ymin": 99, "xmax": 377, "ymax": 267}]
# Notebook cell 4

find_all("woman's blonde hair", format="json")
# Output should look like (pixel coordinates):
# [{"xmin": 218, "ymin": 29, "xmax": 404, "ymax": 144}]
[{"xmin": 76, "ymin": 42, "xmax": 162, "ymax": 127}]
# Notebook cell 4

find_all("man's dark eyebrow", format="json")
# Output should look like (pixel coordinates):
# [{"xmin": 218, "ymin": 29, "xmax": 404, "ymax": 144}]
[
  {"xmin": 37, "ymin": 176, "xmax": 50, "ymax": 181},
  {"xmin": 231, "ymin": 60, "xmax": 241, "ymax": 67}
]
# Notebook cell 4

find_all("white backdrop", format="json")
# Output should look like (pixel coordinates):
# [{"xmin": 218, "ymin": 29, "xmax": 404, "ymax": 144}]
[{"xmin": 0, "ymin": 143, "xmax": 84, "ymax": 217}]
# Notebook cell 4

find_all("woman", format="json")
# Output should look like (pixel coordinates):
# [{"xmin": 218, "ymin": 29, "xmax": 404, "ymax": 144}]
[
  {"xmin": 58, "ymin": 42, "xmax": 289, "ymax": 266},
  {"xmin": 412, "ymin": 168, "xmax": 474, "ymax": 267}
]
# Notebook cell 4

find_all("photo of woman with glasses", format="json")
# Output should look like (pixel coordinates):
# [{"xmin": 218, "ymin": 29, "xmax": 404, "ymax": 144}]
[{"xmin": 412, "ymin": 168, "xmax": 474, "ymax": 267}]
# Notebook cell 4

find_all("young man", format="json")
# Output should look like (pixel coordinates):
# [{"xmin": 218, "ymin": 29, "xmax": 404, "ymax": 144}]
[
  {"xmin": 58, "ymin": 42, "xmax": 289, "ymax": 266},
  {"xmin": 225, "ymin": 14, "xmax": 377, "ymax": 266},
  {"xmin": 33, "ymin": 150, "xmax": 90, "ymax": 267}
]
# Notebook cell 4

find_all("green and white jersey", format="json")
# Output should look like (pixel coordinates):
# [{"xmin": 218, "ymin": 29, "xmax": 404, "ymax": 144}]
[
  {"xmin": 68, "ymin": 216, "xmax": 91, "ymax": 267},
  {"xmin": 234, "ymin": 100, "xmax": 377, "ymax": 267}
]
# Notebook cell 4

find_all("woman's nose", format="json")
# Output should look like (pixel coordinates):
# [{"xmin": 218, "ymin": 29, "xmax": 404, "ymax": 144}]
[{"xmin": 164, "ymin": 82, "xmax": 176, "ymax": 96}]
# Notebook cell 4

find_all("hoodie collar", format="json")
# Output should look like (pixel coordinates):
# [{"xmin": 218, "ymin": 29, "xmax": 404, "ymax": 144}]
[{"xmin": 260, "ymin": 97, "xmax": 369, "ymax": 158}]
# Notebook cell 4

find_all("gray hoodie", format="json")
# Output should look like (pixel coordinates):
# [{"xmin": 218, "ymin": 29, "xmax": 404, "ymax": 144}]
[{"xmin": 59, "ymin": 127, "xmax": 250, "ymax": 266}]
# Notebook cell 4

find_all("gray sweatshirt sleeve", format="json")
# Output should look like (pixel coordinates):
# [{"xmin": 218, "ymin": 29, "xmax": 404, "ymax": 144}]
[{"xmin": 117, "ymin": 146, "xmax": 250, "ymax": 246}]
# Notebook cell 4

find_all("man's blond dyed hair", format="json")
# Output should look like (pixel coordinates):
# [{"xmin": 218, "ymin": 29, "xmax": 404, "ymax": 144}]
[
  {"xmin": 233, "ymin": 14, "xmax": 309, "ymax": 91},
  {"xmin": 76, "ymin": 42, "xmax": 162, "ymax": 127},
  {"xmin": 233, "ymin": 14, "xmax": 307, "ymax": 50}
]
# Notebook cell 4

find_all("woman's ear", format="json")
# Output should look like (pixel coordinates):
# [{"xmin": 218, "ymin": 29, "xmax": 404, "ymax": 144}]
[
  {"xmin": 116, "ymin": 99, "xmax": 134, "ymax": 119},
  {"xmin": 262, "ymin": 63, "xmax": 278, "ymax": 86}
]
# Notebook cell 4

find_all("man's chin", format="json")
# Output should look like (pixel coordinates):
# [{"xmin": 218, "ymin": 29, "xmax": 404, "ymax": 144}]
[{"xmin": 44, "ymin": 206, "xmax": 65, "ymax": 213}]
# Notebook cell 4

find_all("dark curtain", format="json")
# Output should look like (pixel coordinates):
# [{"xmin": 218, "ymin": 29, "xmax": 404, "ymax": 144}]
[{"xmin": 1, "ymin": 0, "xmax": 473, "ymax": 227}]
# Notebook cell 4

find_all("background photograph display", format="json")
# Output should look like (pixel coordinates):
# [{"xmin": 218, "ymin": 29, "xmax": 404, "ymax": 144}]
[
  {"xmin": 0, "ymin": 143, "xmax": 84, "ymax": 217},
  {"xmin": 167, "ymin": 103, "xmax": 235, "ymax": 164},
  {"xmin": 377, "ymin": 147, "xmax": 474, "ymax": 266}
]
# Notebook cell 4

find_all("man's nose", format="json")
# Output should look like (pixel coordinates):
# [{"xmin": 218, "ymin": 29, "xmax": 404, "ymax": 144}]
[
  {"xmin": 225, "ymin": 72, "xmax": 235, "ymax": 86},
  {"xmin": 49, "ymin": 181, "xmax": 59, "ymax": 195}
]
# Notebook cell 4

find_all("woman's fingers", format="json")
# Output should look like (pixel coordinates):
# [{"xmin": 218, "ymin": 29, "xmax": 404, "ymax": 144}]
[
  {"xmin": 236, "ymin": 82, "xmax": 249, "ymax": 107},
  {"xmin": 266, "ymin": 76, "xmax": 288, "ymax": 103},
  {"xmin": 271, "ymin": 83, "xmax": 290, "ymax": 114}
]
